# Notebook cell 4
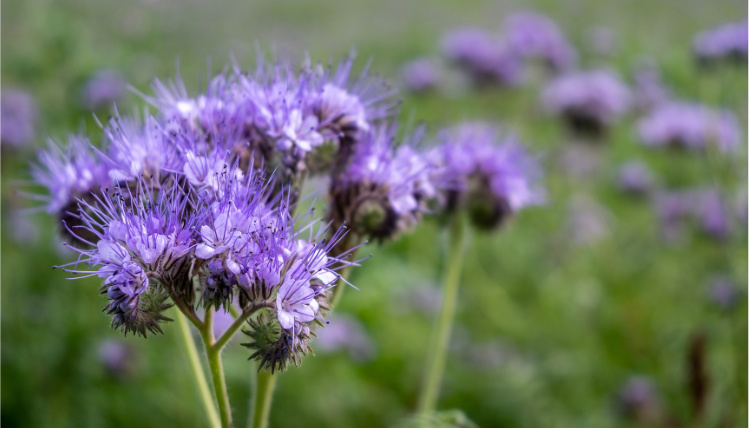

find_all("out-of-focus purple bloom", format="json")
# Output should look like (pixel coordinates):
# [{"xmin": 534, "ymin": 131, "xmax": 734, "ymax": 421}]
[
  {"xmin": 331, "ymin": 125, "xmax": 434, "ymax": 241},
  {"xmin": 632, "ymin": 61, "xmax": 670, "ymax": 111},
  {"xmin": 400, "ymin": 59, "xmax": 441, "ymax": 92},
  {"xmin": 587, "ymin": 26, "xmax": 617, "ymax": 57},
  {"xmin": 429, "ymin": 122, "xmax": 543, "ymax": 229},
  {"xmin": 615, "ymin": 376, "xmax": 661, "ymax": 422},
  {"xmin": 503, "ymin": 12, "xmax": 577, "ymax": 72},
  {"xmin": 707, "ymin": 276, "xmax": 740, "ymax": 311},
  {"xmin": 442, "ymin": 28, "xmax": 524, "ymax": 86},
  {"xmin": 695, "ymin": 188, "xmax": 731, "ymax": 241},
  {"xmin": 542, "ymin": 70, "xmax": 631, "ymax": 138},
  {"xmin": 693, "ymin": 21, "xmax": 748, "ymax": 65},
  {"xmin": 314, "ymin": 314, "xmax": 375, "ymax": 362},
  {"xmin": 655, "ymin": 190, "xmax": 692, "ymax": 242},
  {"xmin": 565, "ymin": 194, "xmax": 611, "ymax": 246},
  {"xmin": 82, "ymin": 69, "xmax": 127, "ymax": 110},
  {"xmin": 1, "ymin": 88, "xmax": 38, "ymax": 149},
  {"xmin": 97, "ymin": 339, "xmax": 135, "ymax": 378},
  {"xmin": 32, "ymin": 136, "xmax": 111, "ymax": 215},
  {"xmin": 399, "ymin": 283, "xmax": 443, "ymax": 315},
  {"xmin": 637, "ymin": 102, "xmax": 741, "ymax": 153},
  {"xmin": 617, "ymin": 161, "xmax": 655, "ymax": 196}
]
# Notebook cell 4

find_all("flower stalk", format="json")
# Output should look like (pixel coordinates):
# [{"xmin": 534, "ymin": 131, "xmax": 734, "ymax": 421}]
[
  {"xmin": 249, "ymin": 369, "xmax": 278, "ymax": 428},
  {"xmin": 416, "ymin": 214, "xmax": 469, "ymax": 414}
]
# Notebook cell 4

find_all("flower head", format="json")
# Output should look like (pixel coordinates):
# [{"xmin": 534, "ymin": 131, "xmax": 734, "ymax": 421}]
[
  {"xmin": 429, "ymin": 123, "xmax": 543, "ymax": 229},
  {"xmin": 637, "ymin": 101, "xmax": 741, "ymax": 153},
  {"xmin": 442, "ymin": 28, "xmax": 524, "ymax": 86},
  {"xmin": 693, "ymin": 21, "xmax": 748, "ymax": 65},
  {"xmin": 541, "ymin": 69, "xmax": 631, "ymax": 138},
  {"xmin": 503, "ymin": 12, "xmax": 577, "ymax": 71}
]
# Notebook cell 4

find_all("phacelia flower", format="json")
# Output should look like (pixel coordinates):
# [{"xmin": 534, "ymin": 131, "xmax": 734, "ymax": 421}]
[
  {"xmin": 442, "ymin": 28, "xmax": 524, "ymax": 86},
  {"xmin": 81, "ymin": 69, "xmax": 127, "ymax": 111},
  {"xmin": 429, "ymin": 123, "xmax": 543, "ymax": 229},
  {"xmin": 330, "ymin": 125, "xmax": 434, "ymax": 241},
  {"xmin": 637, "ymin": 101, "xmax": 741, "ymax": 153},
  {"xmin": 693, "ymin": 21, "xmax": 748, "ymax": 65},
  {"xmin": 541, "ymin": 69, "xmax": 631, "ymax": 138},
  {"xmin": 632, "ymin": 60, "xmax": 670, "ymax": 111},
  {"xmin": 616, "ymin": 161, "xmax": 655, "ymax": 197},
  {"xmin": 400, "ymin": 58, "xmax": 441, "ymax": 92},
  {"xmin": 502, "ymin": 12, "xmax": 577, "ymax": 72},
  {"xmin": 1, "ymin": 88, "xmax": 38, "ymax": 149}
]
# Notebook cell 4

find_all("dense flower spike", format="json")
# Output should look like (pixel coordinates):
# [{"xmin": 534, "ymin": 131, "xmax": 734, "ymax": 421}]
[
  {"xmin": 637, "ymin": 101, "xmax": 741, "ymax": 153},
  {"xmin": 330, "ymin": 125, "xmax": 435, "ymax": 242},
  {"xmin": 541, "ymin": 69, "xmax": 631, "ymax": 138},
  {"xmin": 693, "ymin": 21, "xmax": 748, "ymax": 65},
  {"xmin": 429, "ymin": 123, "xmax": 543, "ymax": 229}
]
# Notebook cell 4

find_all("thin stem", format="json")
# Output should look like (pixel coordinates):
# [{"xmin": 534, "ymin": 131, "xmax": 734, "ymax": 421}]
[
  {"xmin": 202, "ymin": 307, "xmax": 234, "ymax": 428},
  {"xmin": 416, "ymin": 214, "xmax": 468, "ymax": 414},
  {"xmin": 176, "ymin": 309, "xmax": 221, "ymax": 428},
  {"xmin": 174, "ymin": 294, "xmax": 204, "ymax": 329},
  {"xmin": 212, "ymin": 304, "xmax": 268, "ymax": 352},
  {"xmin": 249, "ymin": 369, "xmax": 278, "ymax": 428},
  {"xmin": 330, "ymin": 262, "xmax": 356, "ymax": 308}
]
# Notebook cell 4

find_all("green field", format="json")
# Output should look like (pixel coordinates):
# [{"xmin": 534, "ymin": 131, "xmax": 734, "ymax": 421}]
[{"xmin": 2, "ymin": 0, "xmax": 746, "ymax": 427}]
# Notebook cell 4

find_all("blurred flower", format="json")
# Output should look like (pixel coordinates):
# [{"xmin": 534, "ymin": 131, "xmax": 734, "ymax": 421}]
[
  {"xmin": 707, "ymin": 276, "xmax": 740, "ymax": 311},
  {"xmin": 615, "ymin": 376, "xmax": 661, "ymax": 423},
  {"xmin": 1, "ymin": 88, "xmax": 38, "ymax": 149},
  {"xmin": 401, "ymin": 283, "xmax": 443, "ymax": 315},
  {"xmin": 81, "ymin": 69, "xmax": 127, "ymax": 110},
  {"xmin": 97, "ymin": 339, "xmax": 135, "ymax": 378},
  {"xmin": 541, "ymin": 70, "xmax": 631, "ymax": 138},
  {"xmin": 400, "ymin": 58, "xmax": 441, "ymax": 92},
  {"xmin": 503, "ymin": 12, "xmax": 577, "ymax": 71},
  {"xmin": 655, "ymin": 190, "xmax": 692, "ymax": 242},
  {"xmin": 429, "ymin": 122, "xmax": 544, "ymax": 229},
  {"xmin": 442, "ymin": 28, "xmax": 524, "ymax": 86},
  {"xmin": 565, "ymin": 194, "xmax": 611, "ymax": 246},
  {"xmin": 694, "ymin": 188, "xmax": 731, "ymax": 241},
  {"xmin": 632, "ymin": 60, "xmax": 670, "ymax": 111},
  {"xmin": 693, "ymin": 21, "xmax": 748, "ymax": 65},
  {"xmin": 314, "ymin": 314, "xmax": 375, "ymax": 362},
  {"xmin": 637, "ymin": 101, "xmax": 741, "ymax": 153},
  {"xmin": 616, "ymin": 161, "xmax": 655, "ymax": 197}
]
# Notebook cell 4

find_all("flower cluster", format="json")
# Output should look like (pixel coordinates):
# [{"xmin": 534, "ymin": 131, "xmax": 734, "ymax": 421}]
[
  {"xmin": 637, "ymin": 101, "xmax": 741, "ymax": 153},
  {"xmin": 541, "ymin": 69, "xmax": 631, "ymax": 138},
  {"xmin": 693, "ymin": 21, "xmax": 748, "ymax": 65},
  {"xmin": 32, "ymin": 54, "xmax": 398, "ymax": 371},
  {"xmin": 428, "ymin": 123, "xmax": 543, "ymax": 229}
]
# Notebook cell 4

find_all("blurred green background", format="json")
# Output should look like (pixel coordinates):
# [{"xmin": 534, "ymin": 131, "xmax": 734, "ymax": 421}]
[{"xmin": 2, "ymin": 0, "xmax": 746, "ymax": 427}]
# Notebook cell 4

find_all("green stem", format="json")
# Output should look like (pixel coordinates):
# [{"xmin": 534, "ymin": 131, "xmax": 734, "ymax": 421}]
[
  {"xmin": 330, "ymin": 262, "xmax": 355, "ymax": 308},
  {"xmin": 202, "ymin": 307, "xmax": 234, "ymax": 428},
  {"xmin": 213, "ymin": 305, "xmax": 267, "ymax": 352},
  {"xmin": 416, "ymin": 215, "xmax": 468, "ymax": 414},
  {"xmin": 176, "ymin": 310, "xmax": 221, "ymax": 428},
  {"xmin": 249, "ymin": 369, "xmax": 278, "ymax": 428}
]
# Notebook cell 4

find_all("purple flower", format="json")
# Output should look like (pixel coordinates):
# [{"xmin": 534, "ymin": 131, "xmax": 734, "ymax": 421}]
[
  {"xmin": 541, "ymin": 69, "xmax": 631, "ymax": 138},
  {"xmin": 442, "ymin": 28, "xmax": 524, "ymax": 86},
  {"xmin": 503, "ymin": 12, "xmax": 577, "ymax": 71},
  {"xmin": 97, "ymin": 339, "xmax": 135, "ymax": 378},
  {"xmin": 615, "ymin": 376, "xmax": 660, "ymax": 422},
  {"xmin": 314, "ymin": 314, "xmax": 375, "ymax": 362},
  {"xmin": 331, "ymin": 125, "xmax": 434, "ymax": 241},
  {"xmin": 429, "ymin": 123, "xmax": 543, "ymax": 229},
  {"xmin": 655, "ymin": 190, "xmax": 693, "ymax": 242},
  {"xmin": 1, "ymin": 88, "xmax": 37, "ymax": 149},
  {"xmin": 81, "ymin": 69, "xmax": 127, "ymax": 110},
  {"xmin": 693, "ymin": 21, "xmax": 748, "ymax": 65},
  {"xmin": 707, "ymin": 276, "xmax": 740, "ymax": 311},
  {"xmin": 400, "ymin": 59, "xmax": 441, "ymax": 92},
  {"xmin": 616, "ymin": 161, "xmax": 655, "ymax": 196},
  {"xmin": 32, "ymin": 136, "xmax": 111, "ymax": 215},
  {"xmin": 632, "ymin": 61, "xmax": 670, "ymax": 112},
  {"xmin": 694, "ymin": 188, "xmax": 731, "ymax": 241},
  {"xmin": 637, "ymin": 101, "xmax": 741, "ymax": 153}
]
